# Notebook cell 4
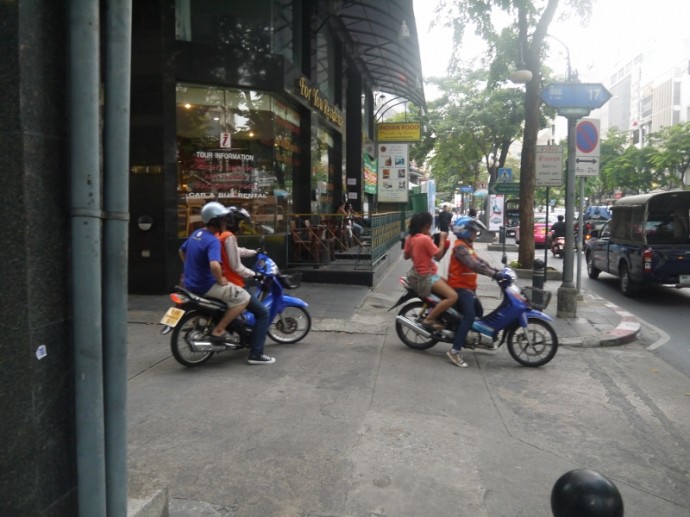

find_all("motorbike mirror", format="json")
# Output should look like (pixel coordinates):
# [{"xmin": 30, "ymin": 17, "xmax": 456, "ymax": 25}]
[{"xmin": 501, "ymin": 253, "xmax": 508, "ymax": 265}]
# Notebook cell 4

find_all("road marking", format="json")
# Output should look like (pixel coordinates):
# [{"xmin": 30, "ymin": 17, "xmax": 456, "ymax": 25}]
[{"xmin": 639, "ymin": 315, "xmax": 671, "ymax": 351}]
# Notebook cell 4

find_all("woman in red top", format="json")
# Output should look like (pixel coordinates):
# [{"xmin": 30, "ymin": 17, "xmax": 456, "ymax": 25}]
[{"xmin": 404, "ymin": 211, "xmax": 457, "ymax": 330}]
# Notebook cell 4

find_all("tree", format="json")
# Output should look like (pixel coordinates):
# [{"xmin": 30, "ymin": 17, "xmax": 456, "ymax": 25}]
[
  {"xmin": 437, "ymin": 0, "xmax": 593, "ymax": 267},
  {"xmin": 647, "ymin": 122, "xmax": 690, "ymax": 189},
  {"xmin": 422, "ymin": 71, "xmax": 525, "ymax": 208}
]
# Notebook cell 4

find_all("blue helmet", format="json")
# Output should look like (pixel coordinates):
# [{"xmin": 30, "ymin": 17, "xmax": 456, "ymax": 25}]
[{"xmin": 453, "ymin": 217, "xmax": 487, "ymax": 240}]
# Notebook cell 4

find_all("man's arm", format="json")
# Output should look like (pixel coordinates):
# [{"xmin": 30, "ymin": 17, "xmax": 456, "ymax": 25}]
[{"xmin": 209, "ymin": 261, "xmax": 227, "ymax": 285}]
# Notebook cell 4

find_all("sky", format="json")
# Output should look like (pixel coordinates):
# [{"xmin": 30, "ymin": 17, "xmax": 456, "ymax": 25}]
[{"xmin": 413, "ymin": 0, "xmax": 690, "ymax": 99}]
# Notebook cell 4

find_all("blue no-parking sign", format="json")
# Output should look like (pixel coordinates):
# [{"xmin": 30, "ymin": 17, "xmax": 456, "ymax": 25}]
[{"xmin": 575, "ymin": 119, "xmax": 600, "ymax": 177}]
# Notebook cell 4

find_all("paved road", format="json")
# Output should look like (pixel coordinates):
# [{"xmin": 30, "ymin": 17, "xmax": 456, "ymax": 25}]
[{"xmin": 128, "ymin": 247, "xmax": 690, "ymax": 516}]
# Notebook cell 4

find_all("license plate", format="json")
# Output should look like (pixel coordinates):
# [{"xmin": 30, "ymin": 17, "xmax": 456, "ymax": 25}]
[
  {"xmin": 680, "ymin": 274, "xmax": 690, "ymax": 285},
  {"xmin": 160, "ymin": 307, "xmax": 185, "ymax": 327}
]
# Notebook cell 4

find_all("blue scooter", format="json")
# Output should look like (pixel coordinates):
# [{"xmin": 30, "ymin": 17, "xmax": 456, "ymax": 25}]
[
  {"xmin": 160, "ymin": 249, "xmax": 311, "ymax": 367},
  {"xmin": 391, "ymin": 266, "xmax": 558, "ymax": 367}
]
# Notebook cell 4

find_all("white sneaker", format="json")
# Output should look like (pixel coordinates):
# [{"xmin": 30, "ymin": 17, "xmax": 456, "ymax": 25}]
[
  {"xmin": 447, "ymin": 350, "xmax": 469, "ymax": 368},
  {"xmin": 247, "ymin": 355, "xmax": 276, "ymax": 365}
]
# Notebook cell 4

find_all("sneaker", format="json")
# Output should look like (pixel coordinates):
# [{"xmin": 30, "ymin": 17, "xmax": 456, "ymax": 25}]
[
  {"xmin": 247, "ymin": 354, "xmax": 276, "ymax": 365},
  {"xmin": 447, "ymin": 350, "xmax": 468, "ymax": 368},
  {"xmin": 210, "ymin": 331, "xmax": 233, "ymax": 344}
]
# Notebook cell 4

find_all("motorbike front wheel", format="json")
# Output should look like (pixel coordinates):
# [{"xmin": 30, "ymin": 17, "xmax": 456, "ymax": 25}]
[
  {"xmin": 170, "ymin": 310, "xmax": 214, "ymax": 367},
  {"xmin": 268, "ymin": 306, "xmax": 311, "ymax": 344},
  {"xmin": 506, "ymin": 318, "xmax": 558, "ymax": 367},
  {"xmin": 395, "ymin": 301, "xmax": 438, "ymax": 350}
]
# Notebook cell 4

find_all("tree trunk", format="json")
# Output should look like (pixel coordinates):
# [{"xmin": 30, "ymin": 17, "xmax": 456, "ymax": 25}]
[{"xmin": 518, "ymin": 71, "xmax": 540, "ymax": 268}]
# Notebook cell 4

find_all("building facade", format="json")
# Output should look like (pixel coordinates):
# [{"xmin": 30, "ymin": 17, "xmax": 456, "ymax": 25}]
[
  {"xmin": 130, "ymin": 0, "xmax": 425, "ymax": 292},
  {"xmin": 601, "ymin": 40, "xmax": 690, "ymax": 146}
]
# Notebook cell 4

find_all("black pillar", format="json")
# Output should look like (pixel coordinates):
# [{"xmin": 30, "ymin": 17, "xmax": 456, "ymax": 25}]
[
  {"xmin": 0, "ymin": 2, "xmax": 77, "ymax": 514},
  {"xmin": 346, "ymin": 69, "xmax": 363, "ymax": 210}
]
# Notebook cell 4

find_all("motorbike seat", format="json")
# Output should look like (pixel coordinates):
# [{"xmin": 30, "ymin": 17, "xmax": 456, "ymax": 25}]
[{"xmin": 174, "ymin": 286, "xmax": 228, "ymax": 310}]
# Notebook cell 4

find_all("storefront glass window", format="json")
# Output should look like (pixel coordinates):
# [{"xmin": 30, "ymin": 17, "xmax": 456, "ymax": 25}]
[
  {"xmin": 311, "ymin": 122, "xmax": 334, "ymax": 214},
  {"xmin": 175, "ymin": 0, "xmax": 272, "ymax": 53},
  {"xmin": 315, "ymin": 30, "xmax": 335, "ymax": 102},
  {"xmin": 273, "ymin": 0, "xmax": 296, "ymax": 67},
  {"xmin": 176, "ymin": 84, "xmax": 300, "ymax": 238}
]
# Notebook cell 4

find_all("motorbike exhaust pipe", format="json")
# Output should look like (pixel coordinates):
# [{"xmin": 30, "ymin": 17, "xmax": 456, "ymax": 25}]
[
  {"xmin": 395, "ymin": 315, "xmax": 432, "ymax": 339},
  {"xmin": 189, "ymin": 341, "xmax": 237, "ymax": 352}
]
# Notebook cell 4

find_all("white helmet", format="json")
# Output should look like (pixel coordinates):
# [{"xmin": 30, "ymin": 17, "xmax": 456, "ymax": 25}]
[{"xmin": 200, "ymin": 201, "xmax": 230, "ymax": 224}]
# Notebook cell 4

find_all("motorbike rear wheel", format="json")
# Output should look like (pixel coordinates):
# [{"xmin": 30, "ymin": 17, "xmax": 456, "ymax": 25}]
[
  {"xmin": 170, "ymin": 310, "xmax": 215, "ymax": 367},
  {"xmin": 506, "ymin": 318, "xmax": 558, "ymax": 367},
  {"xmin": 395, "ymin": 301, "xmax": 438, "ymax": 350},
  {"xmin": 268, "ymin": 306, "xmax": 311, "ymax": 344}
]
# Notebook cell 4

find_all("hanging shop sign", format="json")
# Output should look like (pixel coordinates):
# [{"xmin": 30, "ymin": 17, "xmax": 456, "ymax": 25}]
[
  {"xmin": 296, "ymin": 76, "xmax": 344, "ymax": 128},
  {"xmin": 376, "ymin": 122, "xmax": 421, "ymax": 142},
  {"xmin": 377, "ymin": 143, "xmax": 409, "ymax": 203},
  {"xmin": 363, "ymin": 151, "xmax": 377, "ymax": 194}
]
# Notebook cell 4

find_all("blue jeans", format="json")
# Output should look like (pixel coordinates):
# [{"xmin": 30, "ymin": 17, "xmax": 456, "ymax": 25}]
[
  {"xmin": 452, "ymin": 289, "xmax": 483, "ymax": 351},
  {"xmin": 247, "ymin": 292, "xmax": 270, "ymax": 358}
]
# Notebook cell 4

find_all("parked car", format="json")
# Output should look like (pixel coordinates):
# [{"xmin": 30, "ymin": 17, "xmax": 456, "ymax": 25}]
[
  {"xmin": 586, "ymin": 191, "xmax": 690, "ymax": 296},
  {"xmin": 515, "ymin": 213, "xmax": 557, "ymax": 247}
]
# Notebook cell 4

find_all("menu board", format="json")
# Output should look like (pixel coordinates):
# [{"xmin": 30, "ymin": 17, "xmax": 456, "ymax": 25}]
[{"xmin": 377, "ymin": 143, "xmax": 409, "ymax": 203}]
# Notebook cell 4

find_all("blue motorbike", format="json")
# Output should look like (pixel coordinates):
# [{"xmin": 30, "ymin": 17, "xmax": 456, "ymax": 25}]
[
  {"xmin": 160, "ymin": 250, "xmax": 311, "ymax": 367},
  {"xmin": 391, "ymin": 267, "xmax": 558, "ymax": 367}
]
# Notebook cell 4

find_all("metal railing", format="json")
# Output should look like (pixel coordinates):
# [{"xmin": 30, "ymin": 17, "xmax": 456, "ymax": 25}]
[{"xmin": 285, "ymin": 211, "xmax": 412, "ymax": 268}]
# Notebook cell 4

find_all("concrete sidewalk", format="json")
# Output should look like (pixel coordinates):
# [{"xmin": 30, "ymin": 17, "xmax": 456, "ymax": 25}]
[{"xmin": 126, "ymin": 245, "xmax": 690, "ymax": 517}]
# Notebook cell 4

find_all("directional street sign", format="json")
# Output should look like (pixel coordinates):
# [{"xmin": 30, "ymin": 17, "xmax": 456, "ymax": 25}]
[
  {"xmin": 490, "ymin": 182, "xmax": 520, "ymax": 195},
  {"xmin": 540, "ymin": 83, "xmax": 612, "ymax": 111},
  {"xmin": 575, "ymin": 118, "xmax": 601, "ymax": 177}
]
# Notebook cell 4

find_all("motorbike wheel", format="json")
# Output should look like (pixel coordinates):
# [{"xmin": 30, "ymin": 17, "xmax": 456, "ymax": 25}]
[
  {"xmin": 170, "ymin": 311, "xmax": 214, "ymax": 367},
  {"xmin": 268, "ymin": 306, "xmax": 311, "ymax": 344},
  {"xmin": 507, "ymin": 318, "xmax": 558, "ymax": 367},
  {"xmin": 395, "ymin": 301, "xmax": 438, "ymax": 350}
]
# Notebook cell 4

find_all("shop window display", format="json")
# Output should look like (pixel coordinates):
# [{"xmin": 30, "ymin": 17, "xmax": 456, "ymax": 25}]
[
  {"xmin": 176, "ymin": 84, "xmax": 300, "ymax": 238},
  {"xmin": 311, "ymin": 124, "xmax": 334, "ymax": 216}
]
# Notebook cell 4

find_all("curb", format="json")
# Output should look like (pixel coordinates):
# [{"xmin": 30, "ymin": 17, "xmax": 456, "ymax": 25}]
[
  {"xmin": 561, "ymin": 295, "xmax": 642, "ymax": 348},
  {"xmin": 598, "ymin": 301, "xmax": 642, "ymax": 346}
]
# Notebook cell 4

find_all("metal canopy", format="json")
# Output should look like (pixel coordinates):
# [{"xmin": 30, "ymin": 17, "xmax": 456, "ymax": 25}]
[{"xmin": 329, "ymin": 0, "xmax": 426, "ymax": 110}]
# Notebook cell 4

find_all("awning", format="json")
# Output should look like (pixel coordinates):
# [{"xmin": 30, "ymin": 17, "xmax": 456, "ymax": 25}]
[{"xmin": 330, "ymin": 0, "xmax": 426, "ymax": 110}]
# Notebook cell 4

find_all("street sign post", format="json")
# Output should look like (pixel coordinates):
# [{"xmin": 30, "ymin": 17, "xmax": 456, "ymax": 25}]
[
  {"xmin": 497, "ymin": 168, "xmax": 512, "ymax": 182},
  {"xmin": 540, "ymin": 83, "xmax": 612, "ymax": 319},
  {"xmin": 540, "ymin": 83, "xmax": 612, "ymax": 111},
  {"xmin": 535, "ymin": 145, "xmax": 564, "ymax": 187},
  {"xmin": 490, "ymin": 183, "xmax": 520, "ymax": 195},
  {"xmin": 575, "ymin": 119, "xmax": 601, "ymax": 177}
]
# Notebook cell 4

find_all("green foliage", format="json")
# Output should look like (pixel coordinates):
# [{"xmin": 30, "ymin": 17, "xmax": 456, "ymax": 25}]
[
  {"xmin": 647, "ymin": 122, "xmax": 690, "ymax": 189},
  {"xmin": 422, "ymin": 70, "xmax": 525, "ymax": 195},
  {"xmin": 589, "ymin": 124, "xmax": 690, "ymax": 201}
]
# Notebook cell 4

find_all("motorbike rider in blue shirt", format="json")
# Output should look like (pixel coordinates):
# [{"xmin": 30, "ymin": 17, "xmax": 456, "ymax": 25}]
[{"xmin": 179, "ymin": 202, "xmax": 250, "ymax": 345}]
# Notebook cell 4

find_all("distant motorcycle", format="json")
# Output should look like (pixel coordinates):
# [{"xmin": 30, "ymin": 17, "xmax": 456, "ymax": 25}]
[
  {"xmin": 390, "ymin": 267, "xmax": 558, "ymax": 367},
  {"xmin": 160, "ymin": 249, "xmax": 311, "ymax": 367},
  {"xmin": 550, "ymin": 231, "xmax": 565, "ymax": 258}
]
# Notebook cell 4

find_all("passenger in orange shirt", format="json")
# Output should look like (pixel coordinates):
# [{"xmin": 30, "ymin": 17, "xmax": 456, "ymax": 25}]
[{"xmin": 403, "ymin": 211, "xmax": 456, "ymax": 330}]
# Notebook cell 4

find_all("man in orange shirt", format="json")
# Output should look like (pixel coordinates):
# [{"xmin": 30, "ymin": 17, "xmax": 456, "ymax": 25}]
[{"xmin": 446, "ymin": 217, "xmax": 505, "ymax": 368}]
